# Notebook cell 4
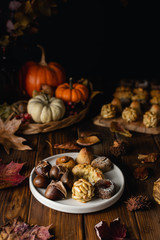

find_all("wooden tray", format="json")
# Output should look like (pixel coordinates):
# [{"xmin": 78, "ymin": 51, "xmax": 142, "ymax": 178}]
[{"xmin": 93, "ymin": 115, "xmax": 160, "ymax": 135}]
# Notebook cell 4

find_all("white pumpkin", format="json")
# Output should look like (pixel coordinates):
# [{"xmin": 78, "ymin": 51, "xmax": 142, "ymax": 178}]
[{"xmin": 27, "ymin": 94, "xmax": 65, "ymax": 123}]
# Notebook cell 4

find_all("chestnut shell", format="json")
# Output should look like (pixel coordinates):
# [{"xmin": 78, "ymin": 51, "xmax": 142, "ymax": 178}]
[
  {"xmin": 49, "ymin": 165, "xmax": 67, "ymax": 180},
  {"xmin": 35, "ymin": 160, "xmax": 51, "ymax": 177},
  {"xmin": 45, "ymin": 180, "xmax": 67, "ymax": 200},
  {"xmin": 61, "ymin": 171, "xmax": 74, "ymax": 190}
]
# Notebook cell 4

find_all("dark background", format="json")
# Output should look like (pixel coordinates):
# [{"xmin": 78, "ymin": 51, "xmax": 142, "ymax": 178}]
[{"xmin": 1, "ymin": 0, "xmax": 160, "ymax": 102}]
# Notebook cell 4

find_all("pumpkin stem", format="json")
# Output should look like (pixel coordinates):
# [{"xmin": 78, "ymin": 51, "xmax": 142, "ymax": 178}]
[
  {"xmin": 69, "ymin": 77, "xmax": 73, "ymax": 89},
  {"xmin": 43, "ymin": 93, "xmax": 50, "ymax": 103},
  {"xmin": 37, "ymin": 45, "xmax": 47, "ymax": 66}
]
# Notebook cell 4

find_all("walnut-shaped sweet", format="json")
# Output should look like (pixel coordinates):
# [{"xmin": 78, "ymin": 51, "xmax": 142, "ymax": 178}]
[
  {"xmin": 45, "ymin": 180, "xmax": 67, "ymax": 200},
  {"xmin": 101, "ymin": 103, "xmax": 116, "ymax": 119},
  {"xmin": 35, "ymin": 160, "xmax": 51, "ymax": 177},
  {"xmin": 72, "ymin": 178, "xmax": 94, "ymax": 203},
  {"xmin": 143, "ymin": 111, "xmax": 158, "ymax": 128},
  {"xmin": 122, "ymin": 107, "xmax": 138, "ymax": 123}
]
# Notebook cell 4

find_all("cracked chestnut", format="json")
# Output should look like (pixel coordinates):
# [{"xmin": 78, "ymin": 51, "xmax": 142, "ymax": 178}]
[
  {"xmin": 35, "ymin": 160, "xmax": 51, "ymax": 177},
  {"xmin": 61, "ymin": 170, "xmax": 74, "ymax": 190},
  {"xmin": 49, "ymin": 165, "xmax": 67, "ymax": 180},
  {"xmin": 45, "ymin": 180, "xmax": 67, "ymax": 200}
]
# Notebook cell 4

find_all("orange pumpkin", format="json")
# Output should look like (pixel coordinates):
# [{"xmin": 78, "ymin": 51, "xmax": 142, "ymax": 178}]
[
  {"xmin": 19, "ymin": 45, "xmax": 66, "ymax": 97},
  {"xmin": 55, "ymin": 77, "xmax": 89, "ymax": 103}
]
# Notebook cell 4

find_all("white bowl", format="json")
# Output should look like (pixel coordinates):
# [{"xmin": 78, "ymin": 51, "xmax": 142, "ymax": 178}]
[{"xmin": 29, "ymin": 152, "xmax": 125, "ymax": 214}]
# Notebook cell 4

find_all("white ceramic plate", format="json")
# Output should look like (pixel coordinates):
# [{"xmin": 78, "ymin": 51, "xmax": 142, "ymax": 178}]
[{"xmin": 29, "ymin": 152, "xmax": 125, "ymax": 214}]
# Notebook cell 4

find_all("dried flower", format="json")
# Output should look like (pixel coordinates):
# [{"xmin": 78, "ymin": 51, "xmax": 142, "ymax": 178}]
[
  {"xmin": 110, "ymin": 121, "xmax": 132, "ymax": 137},
  {"xmin": 125, "ymin": 195, "xmax": 151, "ymax": 211},
  {"xmin": 110, "ymin": 139, "xmax": 129, "ymax": 157},
  {"xmin": 133, "ymin": 166, "xmax": 149, "ymax": 180},
  {"xmin": 138, "ymin": 153, "xmax": 159, "ymax": 163}
]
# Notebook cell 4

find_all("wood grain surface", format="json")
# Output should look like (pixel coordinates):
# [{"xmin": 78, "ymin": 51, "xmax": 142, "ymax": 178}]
[{"xmin": 0, "ymin": 116, "xmax": 160, "ymax": 240}]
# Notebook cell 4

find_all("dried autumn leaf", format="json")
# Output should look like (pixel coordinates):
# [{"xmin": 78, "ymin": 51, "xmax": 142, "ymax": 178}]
[
  {"xmin": 0, "ymin": 117, "xmax": 31, "ymax": 154},
  {"xmin": 53, "ymin": 142, "xmax": 80, "ymax": 150},
  {"xmin": 79, "ymin": 131, "xmax": 99, "ymax": 138},
  {"xmin": 95, "ymin": 218, "xmax": 127, "ymax": 240},
  {"xmin": 133, "ymin": 166, "xmax": 149, "ymax": 180},
  {"xmin": 76, "ymin": 136, "xmax": 100, "ymax": 146},
  {"xmin": 138, "ymin": 153, "xmax": 159, "ymax": 163},
  {"xmin": 0, "ymin": 159, "xmax": 26, "ymax": 189},
  {"xmin": 110, "ymin": 121, "xmax": 132, "ymax": 137},
  {"xmin": 0, "ymin": 217, "xmax": 53, "ymax": 239}
]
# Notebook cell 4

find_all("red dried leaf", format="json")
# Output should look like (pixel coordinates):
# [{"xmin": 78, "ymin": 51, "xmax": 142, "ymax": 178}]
[
  {"xmin": 110, "ymin": 218, "xmax": 127, "ymax": 239},
  {"xmin": 95, "ymin": 218, "xmax": 127, "ymax": 240},
  {"xmin": 95, "ymin": 221, "xmax": 111, "ymax": 240},
  {"xmin": 0, "ymin": 159, "xmax": 26, "ymax": 189}
]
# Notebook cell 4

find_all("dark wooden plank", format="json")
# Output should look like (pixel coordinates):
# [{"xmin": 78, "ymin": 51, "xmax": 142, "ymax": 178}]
[
  {"xmin": 0, "ymin": 134, "xmax": 38, "ymax": 225},
  {"xmin": 28, "ymin": 126, "xmax": 84, "ymax": 240}
]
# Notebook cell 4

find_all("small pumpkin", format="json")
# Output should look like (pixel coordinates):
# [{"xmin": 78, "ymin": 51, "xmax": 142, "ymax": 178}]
[
  {"xmin": 19, "ymin": 45, "xmax": 66, "ymax": 97},
  {"xmin": 27, "ymin": 94, "xmax": 65, "ymax": 123},
  {"xmin": 55, "ymin": 77, "xmax": 89, "ymax": 103}
]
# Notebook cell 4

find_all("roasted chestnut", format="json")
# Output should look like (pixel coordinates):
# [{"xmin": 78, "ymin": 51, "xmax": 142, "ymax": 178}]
[
  {"xmin": 49, "ymin": 165, "xmax": 67, "ymax": 180},
  {"xmin": 35, "ymin": 160, "xmax": 51, "ymax": 177},
  {"xmin": 45, "ymin": 180, "xmax": 67, "ymax": 200},
  {"xmin": 61, "ymin": 170, "xmax": 74, "ymax": 190},
  {"xmin": 33, "ymin": 175, "xmax": 50, "ymax": 188}
]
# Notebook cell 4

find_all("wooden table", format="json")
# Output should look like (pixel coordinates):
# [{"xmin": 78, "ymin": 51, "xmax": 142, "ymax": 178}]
[{"xmin": 0, "ymin": 114, "xmax": 160, "ymax": 240}]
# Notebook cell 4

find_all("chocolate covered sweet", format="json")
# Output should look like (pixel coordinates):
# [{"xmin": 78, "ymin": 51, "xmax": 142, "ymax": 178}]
[
  {"xmin": 91, "ymin": 156, "xmax": 113, "ymax": 173},
  {"xmin": 94, "ymin": 179, "xmax": 115, "ymax": 199}
]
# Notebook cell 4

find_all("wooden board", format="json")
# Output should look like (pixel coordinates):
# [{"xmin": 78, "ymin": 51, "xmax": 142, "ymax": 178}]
[{"xmin": 93, "ymin": 115, "xmax": 160, "ymax": 135}]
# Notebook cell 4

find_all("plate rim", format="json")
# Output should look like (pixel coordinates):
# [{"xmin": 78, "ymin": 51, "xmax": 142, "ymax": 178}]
[{"xmin": 29, "ymin": 152, "xmax": 125, "ymax": 214}]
